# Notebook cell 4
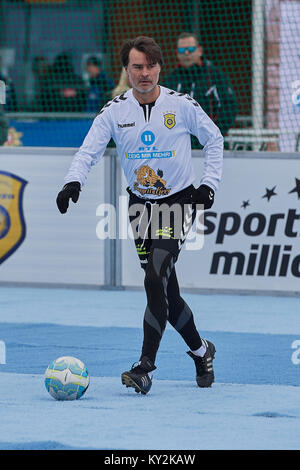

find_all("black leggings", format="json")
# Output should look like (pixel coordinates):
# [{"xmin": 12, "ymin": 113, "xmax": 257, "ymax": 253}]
[{"xmin": 140, "ymin": 247, "xmax": 202, "ymax": 363}]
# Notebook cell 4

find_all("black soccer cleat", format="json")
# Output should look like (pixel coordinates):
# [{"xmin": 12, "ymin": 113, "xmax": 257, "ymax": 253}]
[
  {"xmin": 187, "ymin": 339, "xmax": 216, "ymax": 388},
  {"xmin": 121, "ymin": 356, "xmax": 156, "ymax": 395}
]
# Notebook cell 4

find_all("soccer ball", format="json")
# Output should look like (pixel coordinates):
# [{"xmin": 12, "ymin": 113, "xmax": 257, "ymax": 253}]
[{"xmin": 44, "ymin": 356, "xmax": 90, "ymax": 401}]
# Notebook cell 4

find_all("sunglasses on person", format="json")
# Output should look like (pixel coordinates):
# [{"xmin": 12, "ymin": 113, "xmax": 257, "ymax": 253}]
[{"xmin": 177, "ymin": 46, "xmax": 197, "ymax": 54}]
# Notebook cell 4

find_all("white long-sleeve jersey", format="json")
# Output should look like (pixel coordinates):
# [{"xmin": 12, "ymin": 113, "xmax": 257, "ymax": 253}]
[{"xmin": 64, "ymin": 86, "xmax": 223, "ymax": 199}]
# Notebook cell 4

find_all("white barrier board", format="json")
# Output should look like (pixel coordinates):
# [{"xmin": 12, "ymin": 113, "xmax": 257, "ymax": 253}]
[
  {"xmin": 0, "ymin": 148, "xmax": 106, "ymax": 286},
  {"xmin": 1, "ymin": 148, "xmax": 299, "ymax": 294},
  {"xmin": 121, "ymin": 154, "xmax": 300, "ymax": 294}
]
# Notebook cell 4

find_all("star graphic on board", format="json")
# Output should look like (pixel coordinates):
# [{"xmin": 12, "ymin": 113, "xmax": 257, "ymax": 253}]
[
  {"xmin": 288, "ymin": 178, "xmax": 300, "ymax": 199},
  {"xmin": 241, "ymin": 200, "xmax": 250, "ymax": 209},
  {"xmin": 262, "ymin": 186, "xmax": 277, "ymax": 202}
]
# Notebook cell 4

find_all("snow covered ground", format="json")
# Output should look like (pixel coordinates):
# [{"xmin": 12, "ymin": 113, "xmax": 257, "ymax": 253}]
[{"xmin": 0, "ymin": 286, "xmax": 299, "ymax": 450}]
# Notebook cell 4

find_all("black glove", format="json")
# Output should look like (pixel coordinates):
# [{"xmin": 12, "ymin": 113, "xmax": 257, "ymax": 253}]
[
  {"xmin": 191, "ymin": 184, "xmax": 215, "ymax": 209},
  {"xmin": 56, "ymin": 181, "xmax": 81, "ymax": 214}
]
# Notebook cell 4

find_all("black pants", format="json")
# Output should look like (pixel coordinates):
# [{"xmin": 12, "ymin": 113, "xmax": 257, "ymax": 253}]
[{"xmin": 128, "ymin": 185, "xmax": 202, "ymax": 364}]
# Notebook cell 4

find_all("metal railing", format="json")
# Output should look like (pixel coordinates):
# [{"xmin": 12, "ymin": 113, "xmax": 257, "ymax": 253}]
[
  {"xmin": 6, "ymin": 112, "xmax": 96, "ymax": 120},
  {"xmin": 6, "ymin": 113, "xmax": 299, "ymax": 152},
  {"xmin": 225, "ymin": 129, "xmax": 300, "ymax": 152}
]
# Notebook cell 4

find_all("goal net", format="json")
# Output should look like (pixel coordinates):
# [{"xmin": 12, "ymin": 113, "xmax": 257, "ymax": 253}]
[{"xmin": 0, "ymin": 0, "xmax": 299, "ymax": 151}]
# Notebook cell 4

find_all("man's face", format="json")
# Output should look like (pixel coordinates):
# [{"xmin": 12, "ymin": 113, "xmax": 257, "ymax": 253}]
[
  {"xmin": 87, "ymin": 64, "xmax": 100, "ymax": 78},
  {"xmin": 177, "ymin": 37, "xmax": 203, "ymax": 68},
  {"xmin": 126, "ymin": 48, "xmax": 161, "ymax": 94}
]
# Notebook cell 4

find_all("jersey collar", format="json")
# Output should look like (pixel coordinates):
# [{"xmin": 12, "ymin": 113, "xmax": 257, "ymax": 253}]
[{"xmin": 128, "ymin": 85, "xmax": 165, "ymax": 107}]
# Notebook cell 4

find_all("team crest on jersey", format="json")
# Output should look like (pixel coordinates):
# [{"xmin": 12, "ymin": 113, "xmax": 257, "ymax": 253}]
[
  {"xmin": 133, "ymin": 165, "xmax": 171, "ymax": 197},
  {"xmin": 0, "ymin": 171, "xmax": 27, "ymax": 264},
  {"xmin": 163, "ymin": 113, "xmax": 176, "ymax": 129}
]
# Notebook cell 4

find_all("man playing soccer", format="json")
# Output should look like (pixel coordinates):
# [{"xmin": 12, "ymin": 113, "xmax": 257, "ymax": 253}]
[{"xmin": 56, "ymin": 36, "xmax": 223, "ymax": 395}]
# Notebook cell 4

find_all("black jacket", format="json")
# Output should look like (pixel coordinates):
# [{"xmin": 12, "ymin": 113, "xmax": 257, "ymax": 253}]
[
  {"xmin": 85, "ymin": 71, "xmax": 114, "ymax": 113},
  {"xmin": 37, "ymin": 54, "xmax": 87, "ymax": 112},
  {"xmin": 163, "ymin": 58, "xmax": 238, "ymax": 141}
]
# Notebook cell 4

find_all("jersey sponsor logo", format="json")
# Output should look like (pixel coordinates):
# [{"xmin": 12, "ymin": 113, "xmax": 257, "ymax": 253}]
[
  {"xmin": 163, "ymin": 113, "xmax": 176, "ymax": 129},
  {"xmin": 118, "ymin": 122, "xmax": 135, "ymax": 128},
  {"xmin": 125, "ymin": 131, "xmax": 175, "ymax": 160},
  {"xmin": 141, "ymin": 130, "xmax": 155, "ymax": 145},
  {"xmin": 126, "ymin": 150, "xmax": 175, "ymax": 160},
  {"xmin": 133, "ymin": 165, "xmax": 171, "ymax": 197},
  {"xmin": 0, "ymin": 171, "xmax": 27, "ymax": 264}
]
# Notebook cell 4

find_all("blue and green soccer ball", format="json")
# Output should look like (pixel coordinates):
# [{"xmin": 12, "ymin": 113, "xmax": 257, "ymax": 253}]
[{"xmin": 45, "ymin": 356, "xmax": 90, "ymax": 401}]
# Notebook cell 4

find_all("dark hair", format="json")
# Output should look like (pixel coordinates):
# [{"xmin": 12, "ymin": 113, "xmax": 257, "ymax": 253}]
[
  {"xmin": 177, "ymin": 32, "xmax": 200, "ymax": 46},
  {"xmin": 86, "ymin": 56, "xmax": 101, "ymax": 67},
  {"xmin": 120, "ymin": 36, "xmax": 164, "ymax": 68}
]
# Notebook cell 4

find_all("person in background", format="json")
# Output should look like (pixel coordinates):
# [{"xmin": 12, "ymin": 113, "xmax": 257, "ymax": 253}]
[
  {"xmin": 38, "ymin": 53, "xmax": 86, "ymax": 112},
  {"xmin": 111, "ymin": 67, "xmax": 130, "ymax": 98},
  {"xmin": 85, "ymin": 56, "xmax": 114, "ymax": 113},
  {"xmin": 32, "ymin": 56, "xmax": 49, "ymax": 111},
  {"xmin": 0, "ymin": 72, "xmax": 18, "ymax": 112},
  {"xmin": 163, "ymin": 32, "xmax": 237, "ymax": 142},
  {"xmin": 0, "ymin": 104, "xmax": 8, "ymax": 145}
]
